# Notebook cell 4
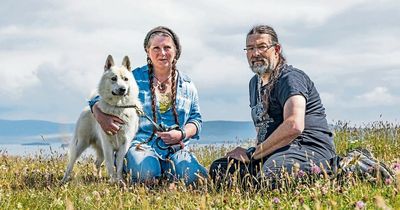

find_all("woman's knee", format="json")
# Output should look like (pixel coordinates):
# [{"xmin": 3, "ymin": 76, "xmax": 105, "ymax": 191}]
[
  {"xmin": 126, "ymin": 147, "xmax": 161, "ymax": 182},
  {"xmin": 169, "ymin": 150, "xmax": 208, "ymax": 184}
]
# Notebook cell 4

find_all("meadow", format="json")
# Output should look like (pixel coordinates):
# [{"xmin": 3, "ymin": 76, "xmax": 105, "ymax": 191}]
[{"xmin": 1, "ymin": 121, "xmax": 399, "ymax": 209}]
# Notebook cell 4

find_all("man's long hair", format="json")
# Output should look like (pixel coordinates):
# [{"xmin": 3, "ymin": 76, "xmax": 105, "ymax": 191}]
[{"xmin": 247, "ymin": 25, "xmax": 287, "ymax": 108}]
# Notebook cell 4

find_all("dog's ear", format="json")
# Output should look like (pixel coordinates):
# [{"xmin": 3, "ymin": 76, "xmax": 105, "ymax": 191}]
[
  {"xmin": 122, "ymin": 56, "xmax": 131, "ymax": 71},
  {"xmin": 104, "ymin": 55, "xmax": 114, "ymax": 71}
]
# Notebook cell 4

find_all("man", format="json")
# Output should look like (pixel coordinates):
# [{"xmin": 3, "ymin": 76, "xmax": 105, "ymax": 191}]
[{"xmin": 209, "ymin": 25, "xmax": 337, "ymax": 187}]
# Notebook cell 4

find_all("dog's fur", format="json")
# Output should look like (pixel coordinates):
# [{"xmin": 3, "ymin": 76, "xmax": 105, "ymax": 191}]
[{"xmin": 62, "ymin": 55, "xmax": 141, "ymax": 183}]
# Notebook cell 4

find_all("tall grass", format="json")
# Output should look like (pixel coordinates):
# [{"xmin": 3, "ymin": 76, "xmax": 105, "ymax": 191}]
[{"xmin": 0, "ymin": 121, "xmax": 399, "ymax": 209}]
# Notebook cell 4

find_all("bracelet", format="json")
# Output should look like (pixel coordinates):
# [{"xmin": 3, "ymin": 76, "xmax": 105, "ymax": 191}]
[{"xmin": 179, "ymin": 128, "xmax": 186, "ymax": 141}]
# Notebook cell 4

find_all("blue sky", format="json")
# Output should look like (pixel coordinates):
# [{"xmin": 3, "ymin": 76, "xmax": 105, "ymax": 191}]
[{"xmin": 0, "ymin": 0, "xmax": 399, "ymax": 125}]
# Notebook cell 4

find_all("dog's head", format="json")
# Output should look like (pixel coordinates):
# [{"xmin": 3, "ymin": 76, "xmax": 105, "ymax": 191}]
[{"xmin": 98, "ymin": 55, "xmax": 139, "ymax": 106}]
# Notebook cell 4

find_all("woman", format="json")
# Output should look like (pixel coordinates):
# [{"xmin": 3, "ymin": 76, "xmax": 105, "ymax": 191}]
[{"xmin": 92, "ymin": 26, "xmax": 207, "ymax": 185}]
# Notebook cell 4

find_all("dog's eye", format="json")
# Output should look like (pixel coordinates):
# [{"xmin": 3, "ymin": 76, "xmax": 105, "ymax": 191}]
[
  {"xmin": 123, "ymin": 77, "xmax": 128, "ymax": 81},
  {"xmin": 111, "ymin": 76, "xmax": 117, "ymax": 81}
]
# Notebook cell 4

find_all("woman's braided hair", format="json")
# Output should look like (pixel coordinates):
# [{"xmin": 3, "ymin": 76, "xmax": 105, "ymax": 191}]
[
  {"xmin": 144, "ymin": 26, "xmax": 181, "ymax": 136},
  {"xmin": 247, "ymin": 25, "xmax": 287, "ymax": 109}
]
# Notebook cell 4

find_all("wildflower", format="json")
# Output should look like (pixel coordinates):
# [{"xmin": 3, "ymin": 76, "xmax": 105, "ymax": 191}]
[
  {"xmin": 298, "ymin": 196, "xmax": 304, "ymax": 204},
  {"xmin": 311, "ymin": 165, "xmax": 321, "ymax": 175},
  {"xmin": 393, "ymin": 162, "xmax": 400, "ymax": 171},
  {"xmin": 297, "ymin": 170, "xmax": 306, "ymax": 178},
  {"xmin": 272, "ymin": 197, "xmax": 280, "ymax": 204},
  {"xmin": 355, "ymin": 200, "xmax": 365, "ymax": 209},
  {"xmin": 385, "ymin": 178, "xmax": 392, "ymax": 185},
  {"xmin": 321, "ymin": 186, "xmax": 328, "ymax": 195}
]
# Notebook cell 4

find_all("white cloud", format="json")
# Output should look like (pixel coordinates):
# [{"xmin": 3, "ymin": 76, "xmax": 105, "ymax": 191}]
[
  {"xmin": 0, "ymin": 52, "xmax": 47, "ymax": 101},
  {"xmin": 0, "ymin": 0, "xmax": 399, "ymax": 123},
  {"xmin": 356, "ymin": 87, "xmax": 399, "ymax": 106},
  {"xmin": 189, "ymin": 55, "xmax": 251, "ymax": 90}
]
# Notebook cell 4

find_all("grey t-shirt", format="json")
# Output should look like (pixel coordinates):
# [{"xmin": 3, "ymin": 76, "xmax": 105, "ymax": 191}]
[{"xmin": 249, "ymin": 64, "xmax": 335, "ymax": 156}]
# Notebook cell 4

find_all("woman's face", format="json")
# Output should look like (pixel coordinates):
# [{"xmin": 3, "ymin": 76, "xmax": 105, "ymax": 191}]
[{"xmin": 147, "ymin": 34, "xmax": 177, "ymax": 71}]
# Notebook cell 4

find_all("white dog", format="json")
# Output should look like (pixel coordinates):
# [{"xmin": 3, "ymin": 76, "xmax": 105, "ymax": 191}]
[{"xmin": 62, "ymin": 55, "xmax": 141, "ymax": 183}]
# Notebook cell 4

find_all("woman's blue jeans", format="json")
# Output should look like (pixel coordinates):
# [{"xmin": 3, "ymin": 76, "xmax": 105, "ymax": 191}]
[{"xmin": 125, "ymin": 146, "xmax": 208, "ymax": 185}]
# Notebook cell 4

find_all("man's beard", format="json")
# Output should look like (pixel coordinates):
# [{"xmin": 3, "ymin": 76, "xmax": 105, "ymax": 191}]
[{"xmin": 250, "ymin": 59, "xmax": 274, "ymax": 75}]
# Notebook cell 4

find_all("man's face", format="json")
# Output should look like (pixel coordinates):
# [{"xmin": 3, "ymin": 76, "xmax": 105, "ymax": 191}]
[{"xmin": 246, "ymin": 34, "xmax": 280, "ymax": 75}]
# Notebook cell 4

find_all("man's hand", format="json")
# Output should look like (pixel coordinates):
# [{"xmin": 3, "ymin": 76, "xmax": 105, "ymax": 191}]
[
  {"xmin": 93, "ymin": 103, "xmax": 124, "ymax": 135},
  {"xmin": 156, "ymin": 130, "xmax": 183, "ymax": 145},
  {"xmin": 225, "ymin": 146, "xmax": 250, "ymax": 163}
]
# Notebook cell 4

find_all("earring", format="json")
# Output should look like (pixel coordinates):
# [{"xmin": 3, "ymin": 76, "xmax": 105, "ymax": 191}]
[{"xmin": 147, "ymin": 57, "xmax": 152, "ymax": 65}]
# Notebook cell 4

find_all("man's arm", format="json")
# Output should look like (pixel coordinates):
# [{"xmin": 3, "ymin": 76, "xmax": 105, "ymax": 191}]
[{"xmin": 252, "ymin": 95, "xmax": 306, "ymax": 160}]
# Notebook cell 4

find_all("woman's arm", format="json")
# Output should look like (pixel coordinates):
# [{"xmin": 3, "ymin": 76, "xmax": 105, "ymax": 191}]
[
  {"xmin": 90, "ymin": 99, "xmax": 124, "ymax": 135},
  {"xmin": 158, "ymin": 82, "xmax": 202, "ymax": 144}
]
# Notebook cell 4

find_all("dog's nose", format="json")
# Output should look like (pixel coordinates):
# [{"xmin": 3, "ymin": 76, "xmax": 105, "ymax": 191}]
[{"xmin": 119, "ymin": 87, "xmax": 126, "ymax": 94}]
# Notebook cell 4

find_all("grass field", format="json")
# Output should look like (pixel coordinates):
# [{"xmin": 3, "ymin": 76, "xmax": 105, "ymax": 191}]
[{"xmin": 1, "ymin": 121, "xmax": 399, "ymax": 209}]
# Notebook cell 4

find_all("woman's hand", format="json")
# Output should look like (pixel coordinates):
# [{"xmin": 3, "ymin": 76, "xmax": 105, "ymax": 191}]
[
  {"xmin": 93, "ymin": 103, "xmax": 124, "ymax": 135},
  {"xmin": 157, "ymin": 130, "xmax": 183, "ymax": 145},
  {"xmin": 225, "ymin": 146, "xmax": 250, "ymax": 163}
]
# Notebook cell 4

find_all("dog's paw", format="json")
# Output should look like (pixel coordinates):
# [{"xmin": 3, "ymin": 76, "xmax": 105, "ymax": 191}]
[
  {"xmin": 108, "ymin": 177, "xmax": 126, "ymax": 187},
  {"xmin": 60, "ymin": 177, "xmax": 70, "ymax": 186}
]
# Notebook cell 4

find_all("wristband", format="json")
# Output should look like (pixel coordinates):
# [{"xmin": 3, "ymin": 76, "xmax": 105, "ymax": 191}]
[{"xmin": 246, "ymin": 147, "xmax": 256, "ymax": 160}]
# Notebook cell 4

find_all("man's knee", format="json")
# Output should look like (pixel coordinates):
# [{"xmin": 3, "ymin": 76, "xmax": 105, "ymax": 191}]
[
  {"xmin": 261, "ymin": 157, "xmax": 302, "ymax": 177},
  {"xmin": 261, "ymin": 157, "xmax": 332, "ymax": 178},
  {"xmin": 209, "ymin": 158, "xmax": 251, "ymax": 184},
  {"xmin": 209, "ymin": 158, "xmax": 229, "ymax": 180}
]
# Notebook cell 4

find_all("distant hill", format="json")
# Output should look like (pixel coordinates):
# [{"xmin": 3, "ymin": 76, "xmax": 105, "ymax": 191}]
[
  {"xmin": 0, "ymin": 119, "xmax": 255, "ymax": 145},
  {"xmin": 200, "ymin": 120, "xmax": 255, "ymax": 144},
  {"xmin": 0, "ymin": 119, "xmax": 74, "ymax": 144},
  {"xmin": 0, "ymin": 119, "xmax": 74, "ymax": 136}
]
